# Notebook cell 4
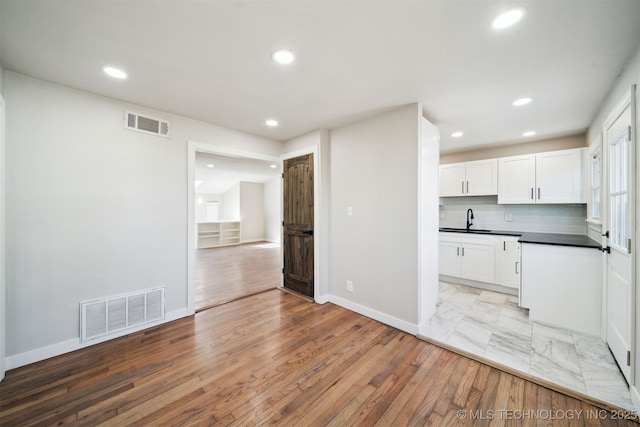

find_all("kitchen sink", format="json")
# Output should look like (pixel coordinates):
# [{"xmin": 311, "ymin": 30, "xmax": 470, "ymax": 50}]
[{"xmin": 439, "ymin": 227, "xmax": 494, "ymax": 233}]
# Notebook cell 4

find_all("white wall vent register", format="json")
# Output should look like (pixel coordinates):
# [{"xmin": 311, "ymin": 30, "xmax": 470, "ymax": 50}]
[
  {"xmin": 124, "ymin": 110, "xmax": 170, "ymax": 137},
  {"xmin": 80, "ymin": 288, "xmax": 165, "ymax": 342}
]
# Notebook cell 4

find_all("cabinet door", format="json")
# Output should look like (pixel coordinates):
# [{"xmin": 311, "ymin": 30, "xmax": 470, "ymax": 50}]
[
  {"xmin": 439, "ymin": 241, "xmax": 461, "ymax": 277},
  {"xmin": 460, "ymin": 243, "xmax": 495, "ymax": 283},
  {"xmin": 536, "ymin": 149, "xmax": 584, "ymax": 203},
  {"xmin": 498, "ymin": 155, "xmax": 536, "ymax": 204},
  {"xmin": 495, "ymin": 237, "xmax": 520, "ymax": 288},
  {"xmin": 466, "ymin": 159, "xmax": 498, "ymax": 196},
  {"xmin": 439, "ymin": 163, "xmax": 466, "ymax": 197}
]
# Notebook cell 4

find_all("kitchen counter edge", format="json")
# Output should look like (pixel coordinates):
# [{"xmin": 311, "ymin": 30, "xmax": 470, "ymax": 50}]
[{"xmin": 439, "ymin": 228, "xmax": 601, "ymax": 249}]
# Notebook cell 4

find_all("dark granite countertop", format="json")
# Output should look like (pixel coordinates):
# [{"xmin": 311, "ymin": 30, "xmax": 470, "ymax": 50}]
[
  {"xmin": 439, "ymin": 228, "xmax": 601, "ymax": 249},
  {"xmin": 517, "ymin": 232, "xmax": 601, "ymax": 249}
]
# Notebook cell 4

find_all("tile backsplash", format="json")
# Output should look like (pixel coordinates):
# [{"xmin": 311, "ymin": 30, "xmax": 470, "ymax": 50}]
[{"xmin": 439, "ymin": 196, "xmax": 587, "ymax": 235}]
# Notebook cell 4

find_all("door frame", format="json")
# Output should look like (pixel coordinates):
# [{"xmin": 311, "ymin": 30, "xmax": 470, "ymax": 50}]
[
  {"xmin": 186, "ymin": 140, "xmax": 282, "ymax": 314},
  {"xmin": 601, "ymin": 85, "xmax": 637, "ymax": 384},
  {"xmin": 282, "ymin": 146, "xmax": 322, "ymax": 302},
  {"xmin": 0, "ymin": 93, "xmax": 5, "ymax": 382}
]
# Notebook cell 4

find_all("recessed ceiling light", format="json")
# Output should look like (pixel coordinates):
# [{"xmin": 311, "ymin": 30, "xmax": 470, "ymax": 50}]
[
  {"xmin": 492, "ymin": 8, "xmax": 525, "ymax": 30},
  {"xmin": 103, "ymin": 66, "xmax": 128, "ymax": 79},
  {"xmin": 206, "ymin": 163, "xmax": 214, "ymax": 168},
  {"xmin": 265, "ymin": 119, "xmax": 279, "ymax": 127},
  {"xmin": 522, "ymin": 130, "xmax": 536, "ymax": 137},
  {"xmin": 270, "ymin": 164, "xmax": 278, "ymax": 169},
  {"xmin": 272, "ymin": 49, "xmax": 295, "ymax": 65},
  {"xmin": 451, "ymin": 131, "xmax": 464, "ymax": 138},
  {"xmin": 512, "ymin": 97, "xmax": 532, "ymax": 106}
]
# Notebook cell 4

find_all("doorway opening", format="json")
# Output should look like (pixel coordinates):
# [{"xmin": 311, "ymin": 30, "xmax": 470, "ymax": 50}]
[{"xmin": 187, "ymin": 142, "xmax": 282, "ymax": 313}]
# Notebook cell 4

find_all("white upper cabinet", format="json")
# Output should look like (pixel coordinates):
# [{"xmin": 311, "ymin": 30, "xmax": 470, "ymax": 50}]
[
  {"xmin": 536, "ymin": 149, "xmax": 584, "ymax": 203},
  {"xmin": 439, "ymin": 159, "xmax": 498, "ymax": 197},
  {"xmin": 497, "ymin": 155, "xmax": 536, "ymax": 203},
  {"xmin": 498, "ymin": 148, "xmax": 585, "ymax": 204},
  {"xmin": 439, "ymin": 163, "xmax": 466, "ymax": 196}
]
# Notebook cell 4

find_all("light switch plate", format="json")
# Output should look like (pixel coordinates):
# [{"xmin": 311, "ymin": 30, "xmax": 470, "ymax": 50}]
[{"xmin": 347, "ymin": 206, "xmax": 353, "ymax": 216}]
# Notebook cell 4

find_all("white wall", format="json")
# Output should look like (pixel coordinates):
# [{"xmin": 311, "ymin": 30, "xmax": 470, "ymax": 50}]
[
  {"xmin": 0, "ymin": 89, "xmax": 5, "ymax": 381},
  {"xmin": 239, "ymin": 182, "xmax": 264, "ymax": 242},
  {"xmin": 586, "ymin": 43, "xmax": 640, "ymax": 409},
  {"xmin": 0, "ymin": 61, "xmax": 5, "ymax": 96},
  {"xmin": 0, "ymin": 62, "xmax": 5, "ymax": 380},
  {"xmin": 263, "ymin": 177, "xmax": 281, "ymax": 243},
  {"xmin": 4, "ymin": 72, "xmax": 280, "ymax": 367},
  {"xmin": 195, "ymin": 193, "xmax": 222, "ymax": 223},
  {"xmin": 329, "ymin": 104, "xmax": 421, "ymax": 330},
  {"xmin": 221, "ymin": 183, "xmax": 240, "ymax": 221},
  {"xmin": 419, "ymin": 117, "xmax": 440, "ymax": 328},
  {"xmin": 440, "ymin": 134, "xmax": 586, "ymax": 163}
]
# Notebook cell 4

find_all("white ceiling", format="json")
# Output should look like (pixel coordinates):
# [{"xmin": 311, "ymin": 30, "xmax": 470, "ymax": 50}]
[
  {"xmin": 1, "ymin": 1, "xmax": 639, "ymax": 153},
  {"xmin": 195, "ymin": 152, "xmax": 280, "ymax": 194}
]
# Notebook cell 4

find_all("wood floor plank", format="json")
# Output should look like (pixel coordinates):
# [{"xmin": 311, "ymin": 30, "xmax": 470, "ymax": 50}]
[
  {"xmin": 195, "ymin": 242, "xmax": 280, "ymax": 310},
  {"xmin": 1, "ymin": 289, "xmax": 636, "ymax": 427}
]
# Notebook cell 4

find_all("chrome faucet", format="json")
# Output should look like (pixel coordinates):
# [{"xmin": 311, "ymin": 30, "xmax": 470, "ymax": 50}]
[{"xmin": 466, "ymin": 208, "xmax": 474, "ymax": 230}]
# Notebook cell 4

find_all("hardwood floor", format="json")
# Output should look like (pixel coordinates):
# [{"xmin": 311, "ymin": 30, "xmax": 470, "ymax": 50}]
[
  {"xmin": 1, "ymin": 290, "xmax": 636, "ymax": 426},
  {"xmin": 196, "ymin": 241, "xmax": 281, "ymax": 310}
]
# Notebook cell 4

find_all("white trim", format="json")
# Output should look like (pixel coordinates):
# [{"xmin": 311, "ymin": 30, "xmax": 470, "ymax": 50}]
[
  {"xmin": 281, "ymin": 145, "xmax": 323, "ymax": 302},
  {"xmin": 329, "ymin": 295, "xmax": 419, "ymax": 335},
  {"xmin": 601, "ymin": 85, "xmax": 637, "ymax": 384},
  {"xmin": 6, "ymin": 308, "xmax": 190, "ymax": 370},
  {"xmin": 0, "ymin": 93, "xmax": 5, "ymax": 382},
  {"xmin": 187, "ymin": 140, "xmax": 282, "ymax": 314},
  {"xmin": 604, "ymin": 90, "xmax": 633, "ymax": 128},
  {"xmin": 314, "ymin": 295, "xmax": 330, "ymax": 305},
  {"xmin": 631, "ymin": 385, "xmax": 640, "ymax": 412},
  {"xmin": 240, "ymin": 238, "xmax": 274, "ymax": 244}
]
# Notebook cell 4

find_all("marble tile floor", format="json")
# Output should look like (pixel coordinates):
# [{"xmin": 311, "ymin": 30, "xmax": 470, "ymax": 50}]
[{"xmin": 423, "ymin": 281, "xmax": 634, "ymax": 411}]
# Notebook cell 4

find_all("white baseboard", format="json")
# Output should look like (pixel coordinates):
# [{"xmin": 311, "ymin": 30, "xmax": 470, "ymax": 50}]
[
  {"xmin": 6, "ymin": 307, "xmax": 191, "ymax": 371},
  {"xmin": 328, "ymin": 295, "xmax": 419, "ymax": 335},
  {"xmin": 314, "ymin": 294, "xmax": 329, "ymax": 304},
  {"xmin": 630, "ymin": 385, "xmax": 640, "ymax": 413},
  {"xmin": 240, "ymin": 238, "xmax": 266, "ymax": 244},
  {"xmin": 241, "ymin": 238, "xmax": 281, "ymax": 244}
]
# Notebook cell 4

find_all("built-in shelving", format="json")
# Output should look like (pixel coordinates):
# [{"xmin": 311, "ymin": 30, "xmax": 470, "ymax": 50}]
[{"xmin": 197, "ymin": 221, "xmax": 240, "ymax": 248}]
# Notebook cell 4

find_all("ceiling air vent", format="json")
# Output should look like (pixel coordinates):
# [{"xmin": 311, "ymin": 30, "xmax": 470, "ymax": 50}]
[{"xmin": 124, "ymin": 111, "xmax": 170, "ymax": 137}]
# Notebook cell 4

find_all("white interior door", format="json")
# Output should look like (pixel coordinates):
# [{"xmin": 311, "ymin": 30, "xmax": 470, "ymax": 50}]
[{"xmin": 604, "ymin": 90, "xmax": 635, "ymax": 384}]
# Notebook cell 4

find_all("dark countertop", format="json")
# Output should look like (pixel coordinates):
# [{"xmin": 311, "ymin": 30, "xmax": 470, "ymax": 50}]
[
  {"xmin": 439, "ymin": 228, "xmax": 601, "ymax": 249},
  {"xmin": 518, "ymin": 232, "xmax": 601, "ymax": 249}
]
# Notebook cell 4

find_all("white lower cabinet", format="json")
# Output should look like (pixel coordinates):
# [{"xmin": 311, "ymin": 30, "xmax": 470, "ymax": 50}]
[
  {"xmin": 440, "ymin": 232, "xmax": 521, "ymax": 291},
  {"xmin": 495, "ymin": 237, "xmax": 520, "ymax": 289},
  {"xmin": 439, "ymin": 241, "xmax": 462, "ymax": 277},
  {"xmin": 439, "ymin": 233, "xmax": 496, "ymax": 284},
  {"xmin": 460, "ymin": 244, "xmax": 495, "ymax": 283},
  {"xmin": 520, "ymin": 243, "xmax": 601, "ymax": 335}
]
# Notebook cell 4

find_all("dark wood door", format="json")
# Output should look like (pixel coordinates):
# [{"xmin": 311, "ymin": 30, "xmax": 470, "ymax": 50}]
[{"xmin": 283, "ymin": 153, "xmax": 314, "ymax": 297}]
